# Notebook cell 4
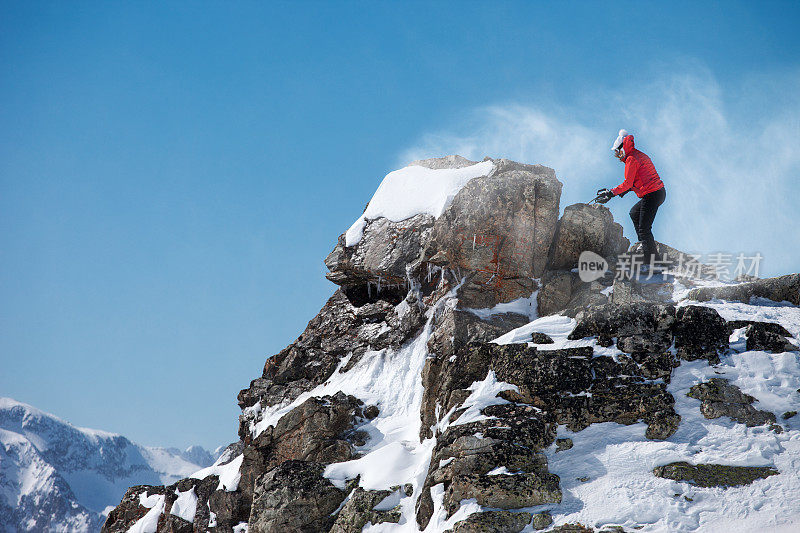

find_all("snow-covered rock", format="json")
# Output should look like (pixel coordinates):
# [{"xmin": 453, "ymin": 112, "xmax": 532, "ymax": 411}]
[
  {"xmin": 0, "ymin": 398, "xmax": 217, "ymax": 532},
  {"xmin": 102, "ymin": 155, "xmax": 800, "ymax": 532}
]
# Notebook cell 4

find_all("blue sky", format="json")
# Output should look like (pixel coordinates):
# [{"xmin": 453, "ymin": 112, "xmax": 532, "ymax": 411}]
[{"xmin": 1, "ymin": 1, "xmax": 799, "ymax": 451}]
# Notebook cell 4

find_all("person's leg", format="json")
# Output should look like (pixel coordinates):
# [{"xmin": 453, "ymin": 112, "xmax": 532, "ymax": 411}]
[
  {"xmin": 637, "ymin": 187, "xmax": 666, "ymax": 262},
  {"xmin": 629, "ymin": 200, "xmax": 645, "ymax": 242}
]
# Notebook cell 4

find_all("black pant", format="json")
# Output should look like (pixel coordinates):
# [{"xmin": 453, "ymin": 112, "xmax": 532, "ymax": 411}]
[{"xmin": 629, "ymin": 187, "xmax": 666, "ymax": 262}]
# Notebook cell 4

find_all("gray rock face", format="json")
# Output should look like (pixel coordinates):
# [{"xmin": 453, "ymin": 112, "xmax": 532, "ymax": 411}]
[
  {"xmin": 416, "ymin": 404, "xmax": 557, "ymax": 528},
  {"xmin": 547, "ymin": 203, "xmax": 628, "ymax": 271},
  {"xmin": 423, "ymin": 159, "xmax": 562, "ymax": 307},
  {"xmin": 653, "ymin": 461, "xmax": 779, "ymax": 487},
  {"xmin": 537, "ymin": 270, "xmax": 578, "ymax": 317},
  {"xmin": 427, "ymin": 307, "xmax": 531, "ymax": 361},
  {"xmin": 325, "ymin": 213, "xmax": 436, "ymax": 287},
  {"xmin": 249, "ymin": 461, "xmax": 347, "ymax": 533},
  {"xmin": 240, "ymin": 392, "xmax": 369, "ymax": 507},
  {"xmin": 687, "ymin": 378, "xmax": 776, "ymax": 427},
  {"xmin": 688, "ymin": 273, "xmax": 800, "ymax": 305}
]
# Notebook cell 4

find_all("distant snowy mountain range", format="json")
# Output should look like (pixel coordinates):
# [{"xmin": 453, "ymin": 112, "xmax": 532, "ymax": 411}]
[{"xmin": 0, "ymin": 397, "xmax": 222, "ymax": 532}]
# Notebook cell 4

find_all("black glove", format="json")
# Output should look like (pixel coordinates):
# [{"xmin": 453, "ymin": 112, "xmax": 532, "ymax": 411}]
[{"xmin": 595, "ymin": 188, "xmax": 614, "ymax": 204}]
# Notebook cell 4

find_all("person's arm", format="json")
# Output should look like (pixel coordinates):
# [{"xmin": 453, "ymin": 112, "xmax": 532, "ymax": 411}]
[{"xmin": 610, "ymin": 158, "xmax": 638, "ymax": 196}]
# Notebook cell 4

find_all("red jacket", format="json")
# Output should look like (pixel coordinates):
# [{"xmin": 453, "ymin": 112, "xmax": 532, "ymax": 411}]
[{"xmin": 611, "ymin": 135, "xmax": 664, "ymax": 198}]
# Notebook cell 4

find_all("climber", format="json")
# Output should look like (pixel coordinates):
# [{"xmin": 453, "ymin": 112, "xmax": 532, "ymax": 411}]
[{"xmin": 595, "ymin": 129, "xmax": 666, "ymax": 266}]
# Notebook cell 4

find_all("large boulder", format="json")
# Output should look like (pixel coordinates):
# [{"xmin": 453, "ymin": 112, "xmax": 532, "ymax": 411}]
[
  {"xmin": 547, "ymin": 203, "xmax": 628, "ymax": 271},
  {"xmin": 423, "ymin": 158, "xmax": 562, "ymax": 307},
  {"xmin": 537, "ymin": 270, "xmax": 578, "ymax": 317},
  {"xmin": 326, "ymin": 156, "xmax": 563, "ymax": 310},
  {"xmin": 325, "ymin": 213, "xmax": 435, "ymax": 287}
]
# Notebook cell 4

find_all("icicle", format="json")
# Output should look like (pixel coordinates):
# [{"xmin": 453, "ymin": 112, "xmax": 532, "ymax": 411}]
[
  {"xmin": 367, "ymin": 281, "xmax": 372, "ymax": 299},
  {"xmin": 472, "ymin": 234, "xmax": 476, "ymax": 251}
]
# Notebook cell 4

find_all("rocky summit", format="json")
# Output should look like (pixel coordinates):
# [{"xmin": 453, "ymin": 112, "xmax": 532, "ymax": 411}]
[{"xmin": 103, "ymin": 156, "xmax": 800, "ymax": 532}]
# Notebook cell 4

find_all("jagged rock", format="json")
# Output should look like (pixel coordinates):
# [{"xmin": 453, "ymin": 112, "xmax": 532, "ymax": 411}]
[
  {"xmin": 157, "ymin": 514, "xmax": 193, "ymax": 533},
  {"xmin": 423, "ymin": 159, "xmax": 562, "ymax": 307},
  {"xmin": 784, "ymin": 411, "xmax": 797, "ymax": 419},
  {"xmin": 248, "ymin": 461, "xmax": 347, "ymax": 533},
  {"xmin": 238, "ymin": 289, "xmax": 426, "ymax": 441},
  {"xmin": 493, "ymin": 345, "xmax": 596, "ymax": 400},
  {"xmin": 325, "ymin": 213, "xmax": 435, "ymax": 287},
  {"xmin": 329, "ymin": 487, "xmax": 400, "ymax": 533},
  {"xmin": 629, "ymin": 350, "xmax": 680, "ymax": 383},
  {"xmin": 417, "ymin": 341, "xmax": 681, "ymax": 528},
  {"xmin": 444, "ymin": 472, "xmax": 561, "ymax": 514},
  {"xmin": 449, "ymin": 510, "xmax": 534, "ymax": 533},
  {"xmin": 537, "ymin": 270, "xmax": 577, "ymax": 316},
  {"xmin": 208, "ymin": 485, "xmax": 250, "ymax": 532},
  {"xmin": 687, "ymin": 378, "xmax": 776, "ymax": 426},
  {"xmin": 416, "ymin": 405, "xmax": 556, "ymax": 529},
  {"xmin": 687, "ymin": 273, "xmax": 800, "ymax": 305},
  {"xmin": 427, "ymin": 307, "xmax": 530, "ymax": 360},
  {"xmin": 240, "ymin": 392, "xmax": 367, "ymax": 507},
  {"xmin": 547, "ymin": 203, "xmax": 628, "ymax": 271},
  {"xmin": 653, "ymin": 461, "xmax": 779, "ymax": 487},
  {"xmin": 673, "ymin": 305, "xmax": 728, "ymax": 363},
  {"xmin": 745, "ymin": 323, "xmax": 797, "ymax": 352}
]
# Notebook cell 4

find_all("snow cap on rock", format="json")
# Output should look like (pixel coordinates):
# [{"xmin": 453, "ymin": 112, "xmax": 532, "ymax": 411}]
[{"xmin": 611, "ymin": 129, "xmax": 629, "ymax": 152}]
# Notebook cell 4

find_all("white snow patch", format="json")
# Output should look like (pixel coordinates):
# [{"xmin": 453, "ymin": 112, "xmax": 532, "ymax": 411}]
[
  {"xmin": 447, "ymin": 371, "xmax": 517, "ymax": 427},
  {"xmin": 127, "ymin": 492, "xmax": 165, "ymax": 533},
  {"xmin": 190, "ymin": 453, "xmax": 243, "ymax": 491},
  {"xmin": 543, "ymin": 344, "xmax": 800, "ymax": 530},
  {"xmin": 466, "ymin": 290, "xmax": 539, "ymax": 322},
  {"xmin": 345, "ymin": 160, "xmax": 494, "ymax": 246},
  {"xmin": 169, "ymin": 486, "xmax": 198, "ymax": 523}
]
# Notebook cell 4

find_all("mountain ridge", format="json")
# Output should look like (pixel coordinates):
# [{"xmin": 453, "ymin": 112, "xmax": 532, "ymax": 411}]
[{"xmin": 0, "ymin": 396, "xmax": 221, "ymax": 532}]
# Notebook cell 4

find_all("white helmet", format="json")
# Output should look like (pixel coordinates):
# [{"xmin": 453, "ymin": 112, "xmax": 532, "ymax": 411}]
[{"xmin": 611, "ymin": 129, "xmax": 628, "ymax": 153}]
